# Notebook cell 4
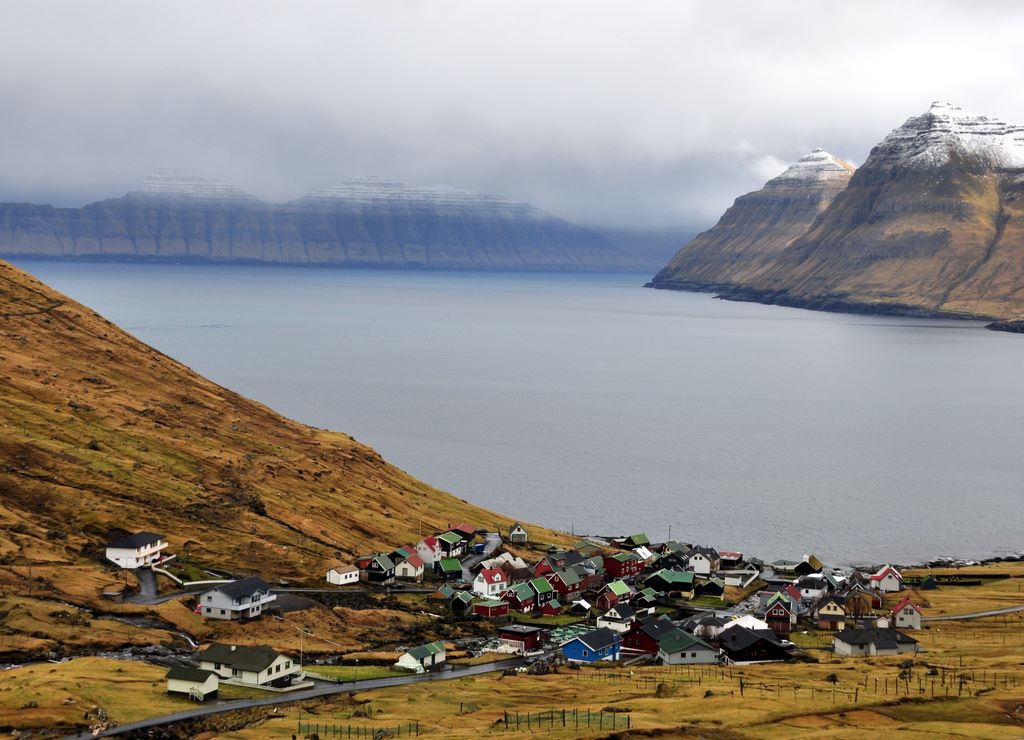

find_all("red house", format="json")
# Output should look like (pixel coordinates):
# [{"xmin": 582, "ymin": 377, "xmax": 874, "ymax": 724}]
[
  {"xmin": 502, "ymin": 583, "xmax": 536, "ymax": 613},
  {"xmin": 474, "ymin": 600, "xmax": 509, "ymax": 618},
  {"xmin": 604, "ymin": 552, "xmax": 644, "ymax": 579},
  {"xmin": 764, "ymin": 595, "xmax": 793, "ymax": 635},
  {"xmin": 497, "ymin": 624, "xmax": 549, "ymax": 654},
  {"xmin": 541, "ymin": 599, "xmax": 564, "ymax": 616},
  {"xmin": 546, "ymin": 568, "xmax": 583, "ymax": 598},
  {"xmin": 621, "ymin": 614, "xmax": 675, "ymax": 654}
]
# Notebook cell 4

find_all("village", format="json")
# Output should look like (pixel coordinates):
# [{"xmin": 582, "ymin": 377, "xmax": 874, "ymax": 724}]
[{"xmin": 99, "ymin": 522, "xmax": 946, "ymax": 706}]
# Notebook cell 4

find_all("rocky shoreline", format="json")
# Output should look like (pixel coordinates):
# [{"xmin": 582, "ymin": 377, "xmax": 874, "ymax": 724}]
[{"xmin": 645, "ymin": 281, "xmax": 1005, "ymax": 326}]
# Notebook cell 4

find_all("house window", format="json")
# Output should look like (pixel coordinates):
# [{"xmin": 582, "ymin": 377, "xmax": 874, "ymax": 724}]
[
  {"xmin": 220, "ymin": 609, "xmax": 226, "ymax": 615},
  {"xmin": 284, "ymin": 661, "xmax": 290, "ymax": 669},
  {"xmin": 232, "ymin": 669, "xmax": 240, "ymax": 676},
  {"xmin": 206, "ymin": 596, "xmax": 212, "ymax": 602},
  {"xmin": 691, "ymin": 652, "xmax": 696, "ymax": 658},
  {"xmin": 581, "ymin": 650, "xmax": 588, "ymax": 657}
]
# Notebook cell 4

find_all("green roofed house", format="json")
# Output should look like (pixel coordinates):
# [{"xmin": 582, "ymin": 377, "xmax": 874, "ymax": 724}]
[
  {"xmin": 530, "ymin": 576, "xmax": 555, "ymax": 605},
  {"xmin": 395, "ymin": 640, "xmax": 446, "ymax": 673},
  {"xmin": 656, "ymin": 629, "xmax": 719, "ymax": 665},
  {"xmin": 644, "ymin": 569, "xmax": 696, "ymax": 596},
  {"xmin": 436, "ymin": 531, "xmax": 466, "ymax": 557},
  {"xmin": 623, "ymin": 533, "xmax": 650, "ymax": 547},
  {"xmin": 449, "ymin": 589, "xmax": 474, "ymax": 615},
  {"xmin": 636, "ymin": 587, "xmax": 659, "ymax": 605},
  {"xmin": 436, "ymin": 557, "xmax": 463, "ymax": 580}
]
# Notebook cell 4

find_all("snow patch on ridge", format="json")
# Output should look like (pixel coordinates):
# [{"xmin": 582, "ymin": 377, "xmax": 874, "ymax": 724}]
[
  {"xmin": 128, "ymin": 168, "xmax": 255, "ymax": 202},
  {"xmin": 771, "ymin": 149, "xmax": 855, "ymax": 184},
  {"xmin": 874, "ymin": 102, "xmax": 1024, "ymax": 170}
]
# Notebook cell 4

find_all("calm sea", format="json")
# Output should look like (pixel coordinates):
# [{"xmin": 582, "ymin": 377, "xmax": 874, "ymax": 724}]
[{"xmin": 15, "ymin": 260, "xmax": 1024, "ymax": 565}]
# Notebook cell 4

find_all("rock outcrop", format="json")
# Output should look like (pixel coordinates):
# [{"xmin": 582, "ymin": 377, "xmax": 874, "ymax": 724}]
[
  {"xmin": 0, "ymin": 171, "xmax": 659, "ymax": 272},
  {"xmin": 648, "ymin": 149, "xmax": 855, "ymax": 290}
]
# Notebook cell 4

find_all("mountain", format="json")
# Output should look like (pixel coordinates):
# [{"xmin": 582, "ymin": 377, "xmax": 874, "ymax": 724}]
[
  {"xmin": 648, "ymin": 149, "xmax": 855, "ymax": 290},
  {"xmin": 0, "ymin": 172, "xmax": 662, "ymax": 272},
  {"xmin": 0, "ymin": 257, "xmax": 562, "ymax": 601},
  {"xmin": 741, "ymin": 103, "xmax": 1024, "ymax": 319}
]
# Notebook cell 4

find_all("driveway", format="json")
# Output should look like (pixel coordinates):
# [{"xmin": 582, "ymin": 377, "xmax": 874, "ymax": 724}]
[{"xmin": 461, "ymin": 532, "xmax": 502, "ymax": 581}]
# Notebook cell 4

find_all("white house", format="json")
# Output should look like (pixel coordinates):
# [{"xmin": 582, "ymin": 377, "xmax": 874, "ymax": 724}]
[
  {"xmin": 472, "ymin": 568, "xmax": 508, "ymax": 597},
  {"xmin": 684, "ymin": 546, "xmax": 720, "ymax": 576},
  {"xmin": 656, "ymin": 630, "xmax": 719, "ymax": 665},
  {"xmin": 596, "ymin": 603, "xmax": 637, "ymax": 633},
  {"xmin": 395, "ymin": 641, "xmax": 446, "ymax": 673},
  {"xmin": 199, "ymin": 643, "xmax": 302, "ymax": 688},
  {"xmin": 395, "ymin": 554, "xmax": 425, "ymax": 582},
  {"xmin": 165, "ymin": 666, "xmax": 219, "ymax": 701},
  {"xmin": 326, "ymin": 563, "xmax": 359, "ymax": 586},
  {"xmin": 198, "ymin": 576, "xmax": 276, "ymax": 620},
  {"xmin": 415, "ymin": 536, "xmax": 441, "ymax": 565},
  {"xmin": 508, "ymin": 523, "xmax": 529, "ymax": 544},
  {"xmin": 105, "ymin": 531, "xmax": 169, "ymax": 569},
  {"xmin": 869, "ymin": 565, "xmax": 903, "ymax": 593},
  {"xmin": 890, "ymin": 598, "xmax": 923, "ymax": 630},
  {"xmin": 833, "ymin": 628, "xmax": 918, "ymax": 657}
]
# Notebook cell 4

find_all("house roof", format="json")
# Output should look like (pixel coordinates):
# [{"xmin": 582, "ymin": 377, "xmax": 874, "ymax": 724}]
[
  {"xmin": 718, "ymin": 551, "xmax": 743, "ymax": 560},
  {"xmin": 210, "ymin": 576, "xmax": 271, "ymax": 600},
  {"xmin": 327, "ymin": 563, "xmax": 359, "ymax": 574},
  {"xmin": 606, "ymin": 580, "xmax": 631, "ymax": 597},
  {"xmin": 545, "ymin": 599, "xmax": 563, "ymax": 611},
  {"xmin": 401, "ymin": 553, "xmax": 425, "ymax": 569},
  {"xmin": 477, "ymin": 568, "xmax": 507, "ymax": 584},
  {"xmin": 420, "ymin": 536, "xmax": 438, "ymax": 548},
  {"xmin": 890, "ymin": 598, "xmax": 922, "ymax": 616},
  {"xmin": 392, "ymin": 547, "xmax": 413, "ymax": 560},
  {"xmin": 475, "ymin": 599, "xmax": 507, "ymax": 609},
  {"xmin": 200, "ymin": 643, "xmax": 284, "ymax": 672},
  {"xmin": 510, "ymin": 523, "xmax": 528, "ymax": 533},
  {"xmin": 108, "ymin": 531, "xmax": 164, "ymax": 549},
  {"xmin": 624, "ymin": 533, "xmax": 650, "ymax": 546},
  {"xmin": 449, "ymin": 523, "xmax": 477, "ymax": 536},
  {"xmin": 607, "ymin": 552, "xmax": 640, "ymax": 564},
  {"xmin": 636, "ymin": 614, "xmax": 676, "ymax": 641},
  {"xmin": 657, "ymin": 628, "xmax": 715, "ymax": 655},
  {"xmin": 437, "ymin": 531, "xmax": 463, "ymax": 545},
  {"xmin": 606, "ymin": 603, "xmax": 636, "ymax": 620},
  {"xmin": 499, "ymin": 624, "xmax": 545, "ymax": 636},
  {"xmin": 575, "ymin": 627, "xmax": 620, "ymax": 651},
  {"xmin": 870, "ymin": 565, "xmax": 903, "ymax": 581},
  {"xmin": 687, "ymin": 545, "xmax": 720, "ymax": 560},
  {"xmin": 550, "ymin": 568, "xmax": 582, "ymax": 586},
  {"xmin": 165, "ymin": 666, "xmax": 217, "ymax": 683},
  {"xmin": 507, "ymin": 582, "xmax": 535, "ymax": 601},
  {"xmin": 530, "ymin": 577, "xmax": 554, "ymax": 595},
  {"xmin": 719, "ymin": 626, "xmax": 780, "ymax": 653},
  {"xmin": 438, "ymin": 558, "xmax": 462, "ymax": 573},
  {"xmin": 407, "ymin": 641, "xmax": 445, "ymax": 660},
  {"xmin": 450, "ymin": 591, "xmax": 474, "ymax": 605},
  {"xmin": 646, "ymin": 569, "xmax": 695, "ymax": 586},
  {"xmin": 835, "ymin": 627, "xmax": 917, "ymax": 649}
]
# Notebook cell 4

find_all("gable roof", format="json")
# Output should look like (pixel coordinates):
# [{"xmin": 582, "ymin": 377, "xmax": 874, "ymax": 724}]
[
  {"xmin": 870, "ymin": 565, "xmax": 903, "ymax": 581},
  {"xmin": 438, "ymin": 558, "xmax": 462, "ymax": 573},
  {"xmin": 200, "ymin": 643, "xmax": 284, "ymax": 672},
  {"xmin": 420, "ymin": 535, "xmax": 438, "ymax": 549},
  {"xmin": 550, "ymin": 568, "xmax": 582, "ymax": 586},
  {"xmin": 108, "ymin": 531, "xmax": 163, "ymax": 549},
  {"xmin": 575, "ymin": 627, "xmax": 620, "ymax": 651},
  {"xmin": 606, "ymin": 580, "xmax": 631, "ymax": 597},
  {"xmin": 165, "ymin": 666, "xmax": 217, "ymax": 683},
  {"xmin": 624, "ymin": 533, "xmax": 650, "ymax": 546},
  {"xmin": 509, "ymin": 522, "xmax": 528, "ymax": 534},
  {"xmin": 687, "ymin": 545, "xmax": 720, "ymax": 560},
  {"xmin": 657, "ymin": 628, "xmax": 715, "ymax": 655},
  {"xmin": 530, "ymin": 577, "xmax": 554, "ymax": 594},
  {"xmin": 890, "ymin": 597, "xmax": 922, "ymax": 616},
  {"xmin": 606, "ymin": 603, "xmax": 636, "ymax": 620},
  {"xmin": 636, "ymin": 614, "xmax": 676, "ymax": 640},
  {"xmin": 449, "ymin": 523, "xmax": 477, "ymax": 536},
  {"xmin": 211, "ymin": 576, "xmax": 271, "ymax": 600},
  {"xmin": 719, "ymin": 626, "xmax": 780, "ymax": 653},
  {"xmin": 407, "ymin": 640, "xmax": 446, "ymax": 660},
  {"xmin": 476, "ymin": 568, "xmax": 507, "ymax": 584},
  {"xmin": 437, "ymin": 531, "xmax": 463, "ymax": 545},
  {"xmin": 507, "ymin": 582, "xmax": 535, "ymax": 602},
  {"xmin": 400, "ymin": 553, "xmax": 425, "ymax": 569},
  {"xmin": 646, "ymin": 569, "xmax": 695, "ymax": 586}
]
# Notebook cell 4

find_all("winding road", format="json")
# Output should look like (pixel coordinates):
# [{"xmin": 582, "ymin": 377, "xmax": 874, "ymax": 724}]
[{"xmin": 923, "ymin": 604, "xmax": 1024, "ymax": 622}]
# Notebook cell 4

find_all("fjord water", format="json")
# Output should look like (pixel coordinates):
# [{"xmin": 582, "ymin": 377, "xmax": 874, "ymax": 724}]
[{"xmin": 19, "ymin": 261, "xmax": 1024, "ymax": 564}]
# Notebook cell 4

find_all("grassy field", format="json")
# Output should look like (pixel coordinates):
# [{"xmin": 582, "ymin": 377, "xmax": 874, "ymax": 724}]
[{"xmin": 304, "ymin": 664, "xmax": 399, "ymax": 682}]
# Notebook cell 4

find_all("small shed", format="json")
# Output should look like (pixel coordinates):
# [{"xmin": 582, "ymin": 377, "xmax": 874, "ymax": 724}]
[
  {"xmin": 473, "ymin": 599, "xmax": 509, "ymax": 618},
  {"xmin": 326, "ymin": 563, "xmax": 359, "ymax": 586},
  {"xmin": 165, "ymin": 667, "xmax": 218, "ymax": 701},
  {"xmin": 395, "ymin": 641, "xmax": 446, "ymax": 673},
  {"xmin": 508, "ymin": 523, "xmax": 529, "ymax": 544}
]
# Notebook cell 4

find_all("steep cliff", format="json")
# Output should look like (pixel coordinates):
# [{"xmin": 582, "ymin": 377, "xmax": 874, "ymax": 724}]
[
  {"xmin": 648, "ymin": 149, "xmax": 855, "ymax": 290},
  {"xmin": 0, "ymin": 172, "xmax": 659, "ymax": 271},
  {"xmin": 745, "ymin": 103, "xmax": 1024, "ymax": 319}
]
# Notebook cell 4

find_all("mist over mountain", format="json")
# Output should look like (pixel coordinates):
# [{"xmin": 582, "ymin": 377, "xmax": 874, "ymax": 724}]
[{"xmin": 0, "ymin": 171, "xmax": 681, "ymax": 272}]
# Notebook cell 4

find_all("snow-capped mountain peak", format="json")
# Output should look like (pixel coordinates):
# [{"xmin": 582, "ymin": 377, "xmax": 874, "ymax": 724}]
[
  {"xmin": 127, "ymin": 168, "xmax": 255, "ymax": 202},
  {"xmin": 771, "ymin": 149, "xmax": 855, "ymax": 184}
]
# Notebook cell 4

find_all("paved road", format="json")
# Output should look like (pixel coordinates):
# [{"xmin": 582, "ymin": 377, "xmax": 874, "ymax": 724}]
[
  {"xmin": 923, "ymin": 604, "xmax": 1024, "ymax": 622},
  {"xmin": 69, "ymin": 656, "xmax": 528, "ymax": 739}
]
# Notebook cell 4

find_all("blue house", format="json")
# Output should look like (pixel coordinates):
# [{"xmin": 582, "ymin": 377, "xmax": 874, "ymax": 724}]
[{"xmin": 561, "ymin": 627, "xmax": 621, "ymax": 664}]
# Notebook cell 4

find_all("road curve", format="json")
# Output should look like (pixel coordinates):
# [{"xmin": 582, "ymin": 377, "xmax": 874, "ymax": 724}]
[{"xmin": 66, "ymin": 657, "xmax": 526, "ymax": 739}]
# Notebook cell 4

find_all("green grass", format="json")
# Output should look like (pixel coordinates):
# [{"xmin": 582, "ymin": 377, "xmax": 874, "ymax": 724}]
[{"xmin": 507, "ymin": 612, "xmax": 582, "ymax": 626}]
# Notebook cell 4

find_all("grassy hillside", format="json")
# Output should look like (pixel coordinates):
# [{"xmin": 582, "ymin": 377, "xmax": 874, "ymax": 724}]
[{"xmin": 0, "ymin": 258, "xmax": 562, "ymax": 611}]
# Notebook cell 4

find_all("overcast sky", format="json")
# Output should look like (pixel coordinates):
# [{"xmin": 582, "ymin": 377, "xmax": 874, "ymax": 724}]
[{"xmin": 2, "ymin": 1, "xmax": 1023, "ymax": 227}]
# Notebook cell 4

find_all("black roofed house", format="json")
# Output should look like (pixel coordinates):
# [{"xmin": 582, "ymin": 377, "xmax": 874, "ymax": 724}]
[
  {"xmin": 562, "ymin": 627, "xmax": 621, "ymax": 664},
  {"xmin": 698, "ymin": 577, "xmax": 726, "ymax": 598},
  {"xmin": 684, "ymin": 545, "xmax": 720, "ymax": 576},
  {"xmin": 833, "ymin": 627, "xmax": 918, "ymax": 657},
  {"xmin": 356, "ymin": 553, "xmax": 396, "ymax": 585},
  {"xmin": 105, "ymin": 531, "xmax": 170, "ymax": 569},
  {"xmin": 198, "ymin": 576, "xmax": 275, "ymax": 621},
  {"xmin": 596, "ymin": 603, "xmax": 637, "ymax": 633},
  {"xmin": 718, "ymin": 625, "xmax": 789, "ymax": 663},
  {"xmin": 621, "ymin": 613, "xmax": 676, "ymax": 654},
  {"xmin": 199, "ymin": 643, "xmax": 302, "ymax": 688},
  {"xmin": 680, "ymin": 614, "xmax": 728, "ymax": 641},
  {"xmin": 165, "ymin": 666, "xmax": 218, "ymax": 701},
  {"xmin": 794, "ymin": 554, "xmax": 824, "ymax": 576}
]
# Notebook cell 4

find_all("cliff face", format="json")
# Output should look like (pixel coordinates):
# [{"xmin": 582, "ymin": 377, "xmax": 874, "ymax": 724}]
[
  {"xmin": 0, "ymin": 172, "xmax": 657, "ymax": 271},
  {"xmin": 649, "ymin": 149, "xmax": 855, "ymax": 289},
  {"xmin": 746, "ymin": 103, "xmax": 1024, "ymax": 319}
]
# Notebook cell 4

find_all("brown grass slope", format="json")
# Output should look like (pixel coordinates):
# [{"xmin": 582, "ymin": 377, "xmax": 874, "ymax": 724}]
[
  {"xmin": 749, "ymin": 151, "xmax": 1024, "ymax": 320},
  {"xmin": 0, "ymin": 258, "xmax": 559, "ymax": 591},
  {"xmin": 650, "ymin": 151, "xmax": 854, "ymax": 290}
]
